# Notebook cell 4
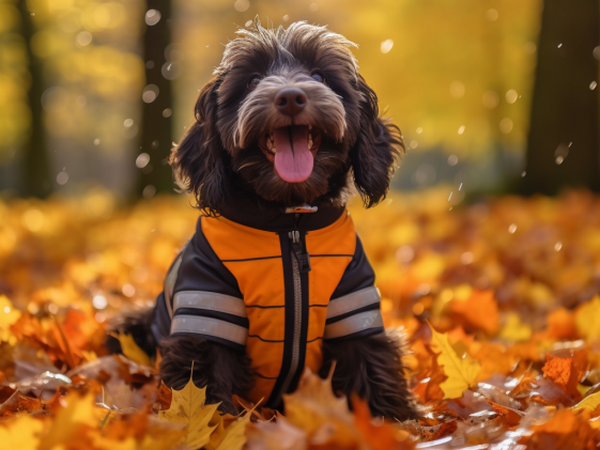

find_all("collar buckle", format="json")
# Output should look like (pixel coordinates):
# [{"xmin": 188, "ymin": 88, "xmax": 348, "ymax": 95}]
[{"xmin": 285, "ymin": 204, "xmax": 319, "ymax": 214}]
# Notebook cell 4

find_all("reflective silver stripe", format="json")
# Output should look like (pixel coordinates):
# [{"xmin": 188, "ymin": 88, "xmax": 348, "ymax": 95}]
[
  {"xmin": 324, "ymin": 310, "xmax": 383, "ymax": 340},
  {"xmin": 326, "ymin": 286, "xmax": 381, "ymax": 319},
  {"xmin": 173, "ymin": 291, "xmax": 247, "ymax": 318},
  {"xmin": 164, "ymin": 250, "xmax": 185, "ymax": 319},
  {"xmin": 170, "ymin": 315, "xmax": 248, "ymax": 345}
]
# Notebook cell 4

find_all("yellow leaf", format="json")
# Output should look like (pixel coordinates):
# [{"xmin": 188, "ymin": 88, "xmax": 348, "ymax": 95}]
[
  {"xmin": 114, "ymin": 333, "xmax": 152, "ymax": 367},
  {"xmin": 499, "ymin": 313, "xmax": 532, "ymax": 342},
  {"xmin": 158, "ymin": 373, "xmax": 220, "ymax": 449},
  {"xmin": 213, "ymin": 412, "xmax": 252, "ymax": 450},
  {"xmin": 0, "ymin": 416, "xmax": 43, "ymax": 450},
  {"xmin": 0, "ymin": 295, "xmax": 21, "ymax": 343},
  {"xmin": 571, "ymin": 390, "xmax": 600, "ymax": 412},
  {"xmin": 429, "ymin": 323, "xmax": 481, "ymax": 399},
  {"xmin": 39, "ymin": 393, "xmax": 104, "ymax": 450},
  {"xmin": 575, "ymin": 295, "xmax": 600, "ymax": 340}
]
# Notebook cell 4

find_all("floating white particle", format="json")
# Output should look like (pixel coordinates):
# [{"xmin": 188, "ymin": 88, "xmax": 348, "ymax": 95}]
[
  {"xmin": 416, "ymin": 127, "xmax": 423, "ymax": 134},
  {"xmin": 76, "ymin": 31, "xmax": 92, "ymax": 47},
  {"xmin": 447, "ymin": 154, "xmax": 458, "ymax": 166},
  {"xmin": 594, "ymin": 46, "xmax": 600, "ymax": 60},
  {"xmin": 162, "ymin": 108, "xmax": 172, "ymax": 118},
  {"xmin": 448, "ymin": 191, "xmax": 453, "ymax": 201},
  {"xmin": 590, "ymin": 81, "xmax": 597, "ymax": 90},
  {"xmin": 136, "ymin": 153, "xmax": 150, "ymax": 168},
  {"xmin": 94, "ymin": 138, "xmax": 100, "ymax": 145},
  {"xmin": 380, "ymin": 39, "xmax": 394, "ymax": 54},
  {"xmin": 484, "ymin": 9, "xmax": 498, "ymax": 21},
  {"xmin": 460, "ymin": 252, "xmax": 474, "ymax": 265},
  {"xmin": 459, "ymin": 183, "xmax": 463, "ymax": 190},
  {"xmin": 557, "ymin": 43, "xmax": 563, "ymax": 48},
  {"xmin": 555, "ymin": 156, "xmax": 564, "ymax": 165},
  {"xmin": 142, "ymin": 84, "xmax": 160, "ymax": 103},
  {"xmin": 92, "ymin": 295, "xmax": 108, "ymax": 309},
  {"xmin": 143, "ymin": 185, "xmax": 156, "ymax": 199},
  {"xmin": 282, "ymin": 15, "xmax": 289, "ymax": 22},
  {"xmin": 145, "ymin": 9, "xmax": 161, "ymax": 26},
  {"xmin": 122, "ymin": 284, "xmax": 136, "ymax": 297},
  {"xmin": 508, "ymin": 223, "xmax": 517, "ymax": 234},
  {"xmin": 521, "ymin": 171, "xmax": 527, "ymax": 177},
  {"xmin": 505, "ymin": 89, "xmax": 518, "ymax": 104},
  {"xmin": 124, "ymin": 118, "xmax": 134, "ymax": 127},
  {"xmin": 3, "ymin": 306, "xmax": 10, "ymax": 314},
  {"xmin": 410, "ymin": 140, "xmax": 419, "ymax": 149},
  {"xmin": 56, "ymin": 171, "xmax": 69, "ymax": 185},
  {"xmin": 234, "ymin": 0, "xmax": 250, "ymax": 12},
  {"xmin": 554, "ymin": 242, "xmax": 563, "ymax": 252},
  {"xmin": 245, "ymin": 20, "xmax": 253, "ymax": 27},
  {"xmin": 457, "ymin": 125, "xmax": 465, "ymax": 135}
]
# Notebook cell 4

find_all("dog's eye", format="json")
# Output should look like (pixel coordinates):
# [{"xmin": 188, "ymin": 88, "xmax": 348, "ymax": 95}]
[
  {"xmin": 311, "ymin": 72, "xmax": 325, "ymax": 83},
  {"xmin": 247, "ymin": 76, "xmax": 261, "ymax": 90}
]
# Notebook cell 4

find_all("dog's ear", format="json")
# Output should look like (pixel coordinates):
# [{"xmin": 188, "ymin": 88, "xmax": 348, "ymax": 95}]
[
  {"xmin": 349, "ymin": 75, "xmax": 404, "ymax": 208},
  {"xmin": 170, "ymin": 76, "xmax": 229, "ymax": 213}
]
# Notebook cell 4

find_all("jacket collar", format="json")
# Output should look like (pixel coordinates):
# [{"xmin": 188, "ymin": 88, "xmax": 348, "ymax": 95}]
[{"xmin": 215, "ymin": 196, "xmax": 345, "ymax": 232}]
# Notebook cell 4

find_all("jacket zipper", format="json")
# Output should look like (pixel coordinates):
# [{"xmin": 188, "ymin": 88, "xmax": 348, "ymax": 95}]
[{"xmin": 278, "ymin": 229, "xmax": 311, "ymax": 398}]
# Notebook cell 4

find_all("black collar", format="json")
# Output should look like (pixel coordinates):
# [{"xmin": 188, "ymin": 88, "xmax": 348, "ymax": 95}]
[{"xmin": 215, "ymin": 197, "xmax": 345, "ymax": 232}]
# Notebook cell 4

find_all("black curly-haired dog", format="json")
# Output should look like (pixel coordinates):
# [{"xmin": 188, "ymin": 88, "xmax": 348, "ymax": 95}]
[{"xmin": 115, "ymin": 21, "xmax": 417, "ymax": 420}]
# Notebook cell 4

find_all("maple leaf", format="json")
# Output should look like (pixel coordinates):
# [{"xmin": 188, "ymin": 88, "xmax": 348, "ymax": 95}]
[
  {"xmin": 542, "ymin": 351, "xmax": 587, "ymax": 397},
  {"xmin": 449, "ymin": 289, "xmax": 500, "ymax": 335},
  {"xmin": 158, "ymin": 372, "xmax": 220, "ymax": 449},
  {"xmin": 429, "ymin": 323, "xmax": 481, "ymax": 399},
  {"xmin": 112, "ymin": 333, "xmax": 152, "ymax": 367},
  {"xmin": 0, "ymin": 415, "xmax": 43, "ymax": 450}
]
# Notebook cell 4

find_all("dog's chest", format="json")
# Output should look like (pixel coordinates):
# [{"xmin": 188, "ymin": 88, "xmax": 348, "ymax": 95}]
[{"xmin": 202, "ymin": 212, "xmax": 356, "ymax": 402}]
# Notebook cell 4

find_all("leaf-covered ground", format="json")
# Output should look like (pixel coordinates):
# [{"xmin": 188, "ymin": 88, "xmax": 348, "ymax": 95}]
[{"xmin": 1, "ymin": 188, "xmax": 600, "ymax": 449}]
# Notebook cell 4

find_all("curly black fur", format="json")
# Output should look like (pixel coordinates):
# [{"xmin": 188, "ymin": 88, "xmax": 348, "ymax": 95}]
[
  {"xmin": 319, "ymin": 332, "xmax": 418, "ymax": 421},
  {"xmin": 160, "ymin": 335, "xmax": 254, "ymax": 415}
]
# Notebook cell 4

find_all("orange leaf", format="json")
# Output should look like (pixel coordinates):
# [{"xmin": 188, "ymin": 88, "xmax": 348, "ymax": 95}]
[
  {"xmin": 449, "ymin": 290, "xmax": 499, "ymax": 335},
  {"xmin": 352, "ymin": 396, "xmax": 415, "ymax": 450}
]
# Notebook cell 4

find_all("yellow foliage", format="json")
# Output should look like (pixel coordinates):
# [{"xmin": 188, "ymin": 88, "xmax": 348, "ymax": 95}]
[
  {"xmin": 430, "ymin": 324, "xmax": 481, "ymax": 399},
  {"xmin": 0, "ymin": 295, "xmax": 21, "ymax": 343},
  {"xmin": 571, "ymin": 391, "xmax": 600, "ymax": 412},
  {"xmin": 499, "ymin": 312, "xmax": 533, "ymax": 342},
  {"xmin": 158, "ymin": 374, "xmax": 220, "ymax": 449},
  {"xmin": 0, "ymin": 416, "xmax": 43, "ymax": 450},
  {"xmin": 575, "ymin": 296, "xmax": 600, "ymax": 340},
  {"xmin": 114, "ymin": 333, "xmax": 152, "ymax": 367}
]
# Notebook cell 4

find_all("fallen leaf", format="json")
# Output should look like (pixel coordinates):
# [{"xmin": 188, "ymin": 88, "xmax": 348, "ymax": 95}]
[
  {"xmin": 113, "ymin": 333, "xmax": 152, "ymax": 367},
  {"xmin": 158, "ymin": 372, "xmax": 220, "ymax": 449},
  {"xmin": 429, "ymin": 323, "xmax": 481, "ymax": 399},
  {"xmin": 449, "ymin": 290, "xmax": 500, "ymax": 336},
  {"xmin": 571, "ymin": 391, "xmax": 600, "ymax": 412},
  {"xmin": 0, "ymin": 415, "xmax": 43, "ymax": 450},
  {"xmin": 575, "ymin": 295, "xmax": 600, "ymax": 340}
]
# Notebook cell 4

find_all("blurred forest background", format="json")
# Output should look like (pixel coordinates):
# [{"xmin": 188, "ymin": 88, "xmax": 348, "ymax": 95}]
[{"xmin": 0, "ymin": 0, "xmax": 599, "ymax": 201}]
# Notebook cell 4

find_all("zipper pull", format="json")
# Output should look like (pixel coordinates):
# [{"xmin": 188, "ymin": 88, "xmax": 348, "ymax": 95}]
[{"xmin": 288, "ymin": 230, "xmax": 311, "ymax": 273}]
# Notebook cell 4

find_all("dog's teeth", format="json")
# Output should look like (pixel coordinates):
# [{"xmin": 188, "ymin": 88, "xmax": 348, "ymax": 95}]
[
  {"xmin": 266, "ymin": 139, "xmax": 273, "ymax": 151},
  {"xmin": 308, "ymin": 135, "xmax": 313, "ymax": 149},
  {"xmin": 272, "ymin": 146, "xmax": 276, "ymax": 154}
]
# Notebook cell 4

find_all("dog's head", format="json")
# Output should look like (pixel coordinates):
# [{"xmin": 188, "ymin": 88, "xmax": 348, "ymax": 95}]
[{"xmin": 171, "ymin": 21, "xmax": 403, "ymax": 212}]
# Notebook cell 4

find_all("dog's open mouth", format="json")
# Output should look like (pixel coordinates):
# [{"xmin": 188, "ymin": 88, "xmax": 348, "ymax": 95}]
[{"xmin": 260, "ymin": 125, "xmax": 321, "ymax": 183}]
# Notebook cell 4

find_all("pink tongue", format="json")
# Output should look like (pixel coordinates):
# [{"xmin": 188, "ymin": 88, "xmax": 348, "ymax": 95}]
[{"xmin": 273, "ymin": 126, "xmax": 313, "ymax": 183}]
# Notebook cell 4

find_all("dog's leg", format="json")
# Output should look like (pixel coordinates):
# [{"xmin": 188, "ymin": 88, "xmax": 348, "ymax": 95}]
[
  {"xmin": 159, "ymin": 335, "xmax": 254, "ymax": 414},
  {"xmin": 319, "ymin": 332, "xmax": 418, "ymax": 420}
]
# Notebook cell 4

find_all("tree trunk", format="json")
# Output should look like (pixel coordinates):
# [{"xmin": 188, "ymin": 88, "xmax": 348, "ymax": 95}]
[
  {"xmin": 520, "ymin": 0, "xmax": 600, "ymax": 195},
  {"xmin": 19, "ymin": 0, "xmax": 51, "ymax": 198},
  {"xmin": 136, "ymin": 0, "xmax": 174, "ymax": 198}
]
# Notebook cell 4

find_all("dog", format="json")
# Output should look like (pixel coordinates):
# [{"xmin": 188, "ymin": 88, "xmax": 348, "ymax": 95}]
[{"xmin": 118, "ymin": 20, "xmax": 417, "ymax": 420}]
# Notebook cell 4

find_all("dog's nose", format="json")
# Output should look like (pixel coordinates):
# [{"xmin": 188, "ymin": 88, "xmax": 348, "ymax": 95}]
[{"xmin": 274, "ymin": 88, "xmax": 307, "ymax": 116}]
